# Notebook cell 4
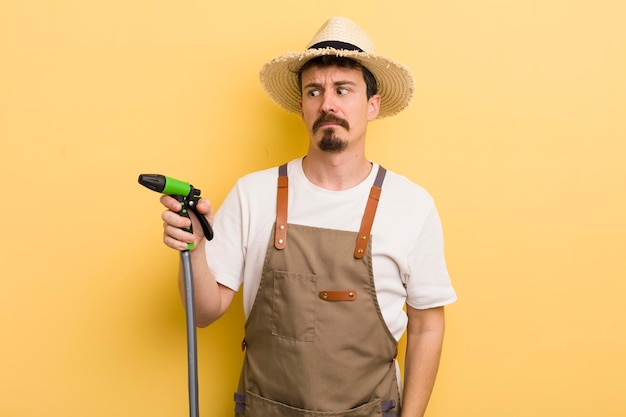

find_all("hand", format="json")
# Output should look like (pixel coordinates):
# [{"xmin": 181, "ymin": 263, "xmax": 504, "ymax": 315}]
[{"xmin": 160, "ymin": 195, "xmax": 214, "ymax": 251}]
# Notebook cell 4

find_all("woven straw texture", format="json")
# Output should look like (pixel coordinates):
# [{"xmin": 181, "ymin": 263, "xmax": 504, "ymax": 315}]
[{"xmin": 259, "ymin": 17, "xmax": 415, "ymax": 118}]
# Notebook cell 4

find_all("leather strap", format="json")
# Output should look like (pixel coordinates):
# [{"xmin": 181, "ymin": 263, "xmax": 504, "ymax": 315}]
[
  {"xmin": 274, "ymin": 163, "xmax": 387, "ymax": 255},
  {"xmin": 274, "ymin": 164, "xmax": 288, "ymax": 250},
  {"xmin": 319, "ymin": 290, "xmax": 358, "ymax": 301},
  {"xmin": 354, "ymin": 166, "xmax": 387, "ymax": 258}
]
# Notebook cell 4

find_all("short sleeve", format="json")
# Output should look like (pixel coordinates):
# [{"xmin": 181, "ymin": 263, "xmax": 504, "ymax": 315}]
[{"xmin": 405, "ymin": 205, "xmax": 457, "ymax": 309}]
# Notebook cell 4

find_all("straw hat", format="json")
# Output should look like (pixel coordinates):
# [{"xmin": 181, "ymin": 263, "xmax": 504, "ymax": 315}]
[{"xmin": 259, "ymin": 16, "xmax": 415, "ymax": 118}]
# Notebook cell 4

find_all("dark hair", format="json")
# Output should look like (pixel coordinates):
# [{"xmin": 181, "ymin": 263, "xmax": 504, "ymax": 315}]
[{"xmin": 296, "ymin": 56, "xmax": 378, "ymax": 99}]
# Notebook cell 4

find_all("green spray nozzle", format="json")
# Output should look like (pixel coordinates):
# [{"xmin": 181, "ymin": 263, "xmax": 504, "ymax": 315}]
[
  {"xmin": 138, "ymin": 174, "xmax": 214, "ymax": 247},
  {"xmin": 138, "ymin": 174, "xmax": 191, "ymax": 196}
]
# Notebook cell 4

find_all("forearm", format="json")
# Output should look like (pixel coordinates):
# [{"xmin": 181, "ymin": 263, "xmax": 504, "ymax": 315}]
[
  {"xmin": 177, "ymin": 241, "xmax": 234, "ymax": 327},
  {"xmin": 401, "ymin": 306, "xmax": 445, "ymax": 417}
]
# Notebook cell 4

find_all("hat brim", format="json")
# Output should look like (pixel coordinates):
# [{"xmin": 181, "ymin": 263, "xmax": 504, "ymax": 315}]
[{"xmin": 259, "ymin": 48, "xmax": 415, "ymax": 118}]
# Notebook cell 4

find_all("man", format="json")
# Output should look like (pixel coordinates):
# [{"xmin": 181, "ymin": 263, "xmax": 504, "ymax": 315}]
[{"xmin": 161, "ymin": 16, "xmax": 456, "ymax": 417}]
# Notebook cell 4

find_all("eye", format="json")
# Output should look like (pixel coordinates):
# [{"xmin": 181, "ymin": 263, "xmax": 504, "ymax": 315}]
[
  {"xmin": 337, "ymin": 87, "xmax": 349, "ymax": 95},
  {"xmin": 307, "ymin": 89, "xmax": 320, "ymax": 97}
]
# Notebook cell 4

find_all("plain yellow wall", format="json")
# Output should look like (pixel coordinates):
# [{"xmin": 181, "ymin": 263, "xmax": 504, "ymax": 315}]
[{"xmin": 1, "ymin": 1, "xmax": 625, "ymax": 416}]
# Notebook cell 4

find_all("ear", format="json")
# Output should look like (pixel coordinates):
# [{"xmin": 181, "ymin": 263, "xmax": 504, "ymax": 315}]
[
  {"xmin": 299, "ymin": 100, "xmax": 304, "ymax": 117},
  {"xmin": 367, "ymin": 94, "xmax": 381, "ymax": 121}
]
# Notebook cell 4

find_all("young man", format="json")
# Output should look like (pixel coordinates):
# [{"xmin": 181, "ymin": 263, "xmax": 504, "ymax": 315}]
[{"xmin": 160, "ymin": 16, "xmax": 456, "ymax": 417}]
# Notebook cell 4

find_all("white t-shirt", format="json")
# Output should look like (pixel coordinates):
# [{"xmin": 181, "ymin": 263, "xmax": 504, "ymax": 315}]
[{"xmin": 206, "ymin": 158, "xmax": 457, "ymax": 341}]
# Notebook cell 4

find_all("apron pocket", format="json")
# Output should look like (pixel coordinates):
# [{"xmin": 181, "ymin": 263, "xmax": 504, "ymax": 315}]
[
  {"xmin": 272, "ymin": 270, "xmax": 317, "ymax": 342},
  {"xmin": 242, "ymin": 391, "xmax": 385, "ymax": 417}
]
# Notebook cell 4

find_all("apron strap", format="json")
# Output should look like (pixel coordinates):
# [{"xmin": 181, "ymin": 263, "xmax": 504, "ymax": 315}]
[
  {"xmin": 354, "ymin": 166, "xmax": 387, "ymax": 259},
  {"xmin": 274, "ymin": 163, "xmax": 387, "ymax": 256},
  {"xmin": 274, "ymin": 164, "xmax": 288, "ymax": 250}
]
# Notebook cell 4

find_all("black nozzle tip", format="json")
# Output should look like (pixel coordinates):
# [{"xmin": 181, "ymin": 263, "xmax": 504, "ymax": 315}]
[{"xmin": 138, "ymin": 174, "xmax": 166, "ymax": 193}]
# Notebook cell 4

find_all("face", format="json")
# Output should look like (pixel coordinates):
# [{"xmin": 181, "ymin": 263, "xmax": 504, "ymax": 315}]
[{"xmin": 299, "ymin": 64, "xmax": 380, "ymax": 153}]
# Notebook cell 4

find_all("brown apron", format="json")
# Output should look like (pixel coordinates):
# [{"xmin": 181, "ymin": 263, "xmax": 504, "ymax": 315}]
[{"xmin": 234, "ymin": 164, "xmax": 400, "ymax": 417}]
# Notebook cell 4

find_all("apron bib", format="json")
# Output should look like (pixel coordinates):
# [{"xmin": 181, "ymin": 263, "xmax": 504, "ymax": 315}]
[{"xmin": 234, "ymin": 164, "xmax": 400, "ymax": 417}]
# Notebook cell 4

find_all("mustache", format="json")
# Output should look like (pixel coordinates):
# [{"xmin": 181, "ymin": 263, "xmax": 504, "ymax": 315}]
[{"xmin": 312, "ymin": 113, "xmax": 350, "ymax": 133}]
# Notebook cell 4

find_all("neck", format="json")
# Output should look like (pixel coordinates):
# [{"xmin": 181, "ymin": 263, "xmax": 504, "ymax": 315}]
[{"xmin": 301, "ymin": 150, "xmax": 372, "ymax": 191}]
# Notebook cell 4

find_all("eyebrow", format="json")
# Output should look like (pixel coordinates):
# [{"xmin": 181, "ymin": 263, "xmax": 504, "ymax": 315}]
[{"xmin": 303, "ymin": 80, "xmax": 358, "ymax": 90}]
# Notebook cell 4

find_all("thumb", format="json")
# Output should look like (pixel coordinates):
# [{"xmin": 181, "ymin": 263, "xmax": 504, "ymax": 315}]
[{"xmin": 194, "ymin": 197, "xmax": 213, "ymax": 217}]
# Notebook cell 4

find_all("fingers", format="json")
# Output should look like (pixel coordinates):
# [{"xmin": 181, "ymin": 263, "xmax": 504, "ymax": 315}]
[
  {"xmin": 160, "ymin": 194, "xmax": 182, "ymax": 212},
  {"xmin": 194, "ymin": 197, "xmax": 213, "ymax": 216},
  {"xmin": 159, "ymin": 195, "xmax": 214, "ymax": 251},
  {"xmin": 161, "ymin": 208, "xmax": 191, "ymax": 249},
  {"xmin": 195, "ymin": 197, "xmax": 215, "ymax": 227},
  {"xmin": 163, "ymin": 225, "xmax": 195, "ymax": 251},
  {"xmin": 160, "ymin": 195, "xmax": 213, "ymax": 218},
  {"xmin": 162, "ymin": 207, "xmax": 191, "ymax": 229}
]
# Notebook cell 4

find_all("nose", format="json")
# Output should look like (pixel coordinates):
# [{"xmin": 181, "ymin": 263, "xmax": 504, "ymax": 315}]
[{"xmin": 321, "ymin": 92, "xmax": 336, "ymax": 113}]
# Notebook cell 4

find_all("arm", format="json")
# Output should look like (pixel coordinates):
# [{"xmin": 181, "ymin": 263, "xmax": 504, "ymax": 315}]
[
  {"xmin": 401, "ymin": 305, "xmax": 446, "ymax": 417},
  {"xmin": 161, "ymin": 195, "xmax": 236, "ymax": 327}
]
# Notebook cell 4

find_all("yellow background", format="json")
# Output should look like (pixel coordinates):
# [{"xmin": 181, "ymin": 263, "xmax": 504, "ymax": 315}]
[{"xmin": 1, "ymin": 0, "xmax": 625, "ymax": 416}]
